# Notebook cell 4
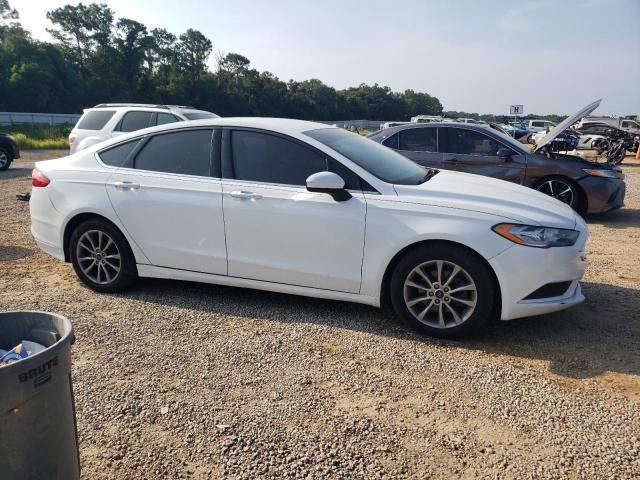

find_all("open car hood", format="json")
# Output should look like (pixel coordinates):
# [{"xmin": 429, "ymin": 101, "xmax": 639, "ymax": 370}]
[{"xmin": 534, "ymin": 99, "xmax": 601, "ymax": 153}]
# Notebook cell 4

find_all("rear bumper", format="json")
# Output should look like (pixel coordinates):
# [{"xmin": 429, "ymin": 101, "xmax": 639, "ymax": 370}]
[
  {"xmin": 30, "ymin": 188, "xmax": 65, "ymax": 261},
  {"xmin": 579, "ymin": 176, "xmax": 626, "ymax": 213},
  {"xmin": 489, "ymin": 235, "xmax": 588, "ymax": 321}
]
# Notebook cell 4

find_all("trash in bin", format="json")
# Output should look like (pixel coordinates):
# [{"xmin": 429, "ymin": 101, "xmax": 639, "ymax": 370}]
[
  {"xmin": 0, "ymin": 340, "xmax": 46, "ymax": 366},
  {"xmin": 0, "ymin": 311, "xmax": 80, "ymax": 480}
]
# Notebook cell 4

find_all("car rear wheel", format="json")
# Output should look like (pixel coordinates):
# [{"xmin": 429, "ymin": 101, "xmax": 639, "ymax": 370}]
[
  {"xmin": 0, "ymin": 147, "xmax": 12, "ymax": 171},
  {"xmin": 389, "ymin": 244, "xmax": 495, "ymax": 338},
  {"xmin": 534, "ymin": 177, "xmax": 581, "ymax": 211},
  {"xmin": 69, "ymin": 219, "xmax": 137, "ymax": 292}
]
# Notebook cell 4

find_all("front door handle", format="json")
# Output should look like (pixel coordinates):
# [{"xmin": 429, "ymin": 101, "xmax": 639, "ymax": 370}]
[
  {"xmin": 229, "ymin": 190, "xmax": 262, "ymax": 200},
  {"xmin": 113, "ymin": 181, "xmax": 140, "ymax": 190}
]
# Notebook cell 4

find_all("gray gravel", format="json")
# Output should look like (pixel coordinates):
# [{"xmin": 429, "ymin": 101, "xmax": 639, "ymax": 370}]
[{"xmin": 1, "ymin": 151, "xmax": 639, "ymax": 479}]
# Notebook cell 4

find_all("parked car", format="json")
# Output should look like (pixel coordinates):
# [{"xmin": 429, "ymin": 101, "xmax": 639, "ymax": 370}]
[
  {"xmin": 0, "ymin": 132, "xmax": 20, "ymax": 171},
  {"xmin": 578, "ymin": 116, "xmax": 640, "ymax": 136},
  {"xmin": 456, "ymin": 118, "xmax": 486, "ymax": 125},
  {"xmin": 368, "ymin": 100, "xmax": 625, "ymax": 215},
  {"xmin": 501, "ymin": 123, "xmax": 531, "ymax": 142},
  {"xmin": 526, "ymin": 119, "xmax": 557, "ymax": 133},
  {"xmin": 380, "ymin": 121, "xmax": 410, "ymax": 130},
  {"xmin": 410, "ymin": 115, "xmax": 445, "ymax": 123},
  {"xmin": 69, "ymin": 103, "xmax": 219, "ymax": 153},
  {"xmin": 30, "ymin": 118, "xmax": 588, "ymax": 338},
  {"xmin": 531, "ymin": 129, "xmax": 580, "ymax": 151}
]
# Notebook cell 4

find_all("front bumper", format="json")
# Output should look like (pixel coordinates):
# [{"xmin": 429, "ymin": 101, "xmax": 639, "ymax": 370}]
[
  {"xmin": 489, "ymin": 233, "xmax": 587, "ymax": 321},
  {"xmin": 579, "ymin": 176, "xmax": 626, "ymax": 214}
]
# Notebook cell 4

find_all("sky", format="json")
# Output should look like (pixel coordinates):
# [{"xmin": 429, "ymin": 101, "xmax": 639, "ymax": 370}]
[{"xmin": 11, "ymin": 0, "xmax": 640, "ymax": 116}]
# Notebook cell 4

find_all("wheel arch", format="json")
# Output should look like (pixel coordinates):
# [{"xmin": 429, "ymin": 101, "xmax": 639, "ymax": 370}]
[
  {"xmin": 379, "ymin": 239, "xmax": 502, "ymax": 318},
  {"xmin": 533, "ymin": 174, "xmax": 588, "ymax": 214},
  {"xmin": 63, "ymin": 212, "xmax": 132, "ymax": 262}
]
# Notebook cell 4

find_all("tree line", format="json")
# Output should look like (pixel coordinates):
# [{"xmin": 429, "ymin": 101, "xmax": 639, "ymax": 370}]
[{"xmin": 0, "ymin": 1, "xmax": 443, "ymax": 120}]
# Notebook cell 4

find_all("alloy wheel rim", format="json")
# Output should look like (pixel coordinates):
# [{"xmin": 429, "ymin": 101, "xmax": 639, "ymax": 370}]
[
  {"xmin": 403, "ymin": 260, "xmax": 477, "ymax": 329},
  {"xmin": 0, "ymin": 152, "xmax": 7, "ymax": 168},
  {"xmin": 76, "ymin": 230, "xmax": 121, "ymax": 284},
  {"xmin": 536, "ymin": 180, "xmax": 574, "ymax": 207}
]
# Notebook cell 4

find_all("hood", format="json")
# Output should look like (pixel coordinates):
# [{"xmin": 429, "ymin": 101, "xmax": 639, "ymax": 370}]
[
  {"xmin": 393, "ymin": 170, "xmax": 577, "ymax": 229},
  {"xmin": 534, "ymin": 99, "xmax": 601, "ymax": 153}
]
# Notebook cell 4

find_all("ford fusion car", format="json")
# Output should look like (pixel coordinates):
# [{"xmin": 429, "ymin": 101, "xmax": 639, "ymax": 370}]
[
  {"xmin": 368, "ymin": 100, "xmax": 625, "ymax": 215},
  {"xmin": 30, "ymin": 118, "xmax": 587, "ymax": 338}
]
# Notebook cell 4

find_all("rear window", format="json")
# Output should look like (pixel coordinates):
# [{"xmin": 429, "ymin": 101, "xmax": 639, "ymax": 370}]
[
  {"xmin": 134, "ymin": 129, "xmax": 213, "ymax": 176},
  {"xmin": 77, "ymin": 110, "xmax": 115, "ymax": 130}
]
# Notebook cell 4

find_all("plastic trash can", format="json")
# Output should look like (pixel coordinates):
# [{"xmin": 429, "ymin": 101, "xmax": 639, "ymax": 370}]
[{"xmin": 0, "ymin": 311, "xmax": 79, "ymax": 480}]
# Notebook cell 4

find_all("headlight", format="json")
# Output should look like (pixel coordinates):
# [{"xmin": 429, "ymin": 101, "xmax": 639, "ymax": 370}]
[
  {"xmin": 492, "ymin": 224, "xmax": 579, "ymax": 248},
  {"xmin": 583, "ymin": 168, "xmax": 624, "ymax": 180}
]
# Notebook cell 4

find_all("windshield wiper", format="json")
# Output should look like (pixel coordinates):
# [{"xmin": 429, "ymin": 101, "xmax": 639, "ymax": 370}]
[{"xmin": 419, "ymin": 168, "xmax": 439, "ymax": 184}]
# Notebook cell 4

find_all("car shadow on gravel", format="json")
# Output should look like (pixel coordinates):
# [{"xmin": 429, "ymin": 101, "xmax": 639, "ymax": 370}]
[
  {"xmin": 119, "ymin": 278, "xmax": 638, "ymax": 382},
  {"xmin": 0, "ymin": 167, "xmax": 32, "ymax": 180},
  {"xmin": 459, "ymin": 281, "xmax": 639, "ymax": 381},
  {"xmin": 0, "ymin": 245, "xmax": 34, "ymax": 261},
  {"xmin": 586, "ymin": 208, "xmax": 640, "ymax": 229}
]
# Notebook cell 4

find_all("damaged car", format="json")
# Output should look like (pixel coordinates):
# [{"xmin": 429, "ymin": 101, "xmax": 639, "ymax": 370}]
[{"xmin": 368, "ymin": 99, "xmax": 625, "ymax": 215}]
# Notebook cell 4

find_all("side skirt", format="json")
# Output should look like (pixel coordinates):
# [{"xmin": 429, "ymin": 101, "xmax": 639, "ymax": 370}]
[{"xmin": 137, "ymin": 264, "xmax": 381, "ymax": 307}]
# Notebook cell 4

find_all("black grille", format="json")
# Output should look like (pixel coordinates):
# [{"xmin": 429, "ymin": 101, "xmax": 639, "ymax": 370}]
[{"xmin": 523, "ymin": 281, "xmax": 572, "ymax": 300}]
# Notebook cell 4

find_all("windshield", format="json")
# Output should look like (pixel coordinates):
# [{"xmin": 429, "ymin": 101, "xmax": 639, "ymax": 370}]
[
  {"xmin": 482, "ymin": 126, "xmax": 528, "ymax": 154},
  {"xmin": 183, "ymin": 112, "xmax": 219, "ymax": 120},
  {"xmin": 304, "ymin": 128, "xmax": 428, "ymax": 185}
]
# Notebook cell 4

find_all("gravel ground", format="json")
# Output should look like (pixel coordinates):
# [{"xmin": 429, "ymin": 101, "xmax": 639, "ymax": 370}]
[{"xmin": 1, "ymin": 150, "xmax": 639, "ymax": 479}]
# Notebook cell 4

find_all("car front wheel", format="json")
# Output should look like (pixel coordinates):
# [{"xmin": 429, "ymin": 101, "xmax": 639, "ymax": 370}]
[
  {"xmin": 390, "ymin": 244, "xmax": 496, "ymax": 338},
  {"xmin": 69, "ymin": 219, "xmax": 137, "ymax": 292}
]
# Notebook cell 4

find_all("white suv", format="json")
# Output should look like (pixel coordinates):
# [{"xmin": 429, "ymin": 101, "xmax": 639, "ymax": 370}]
[{"xmin": 69, "ymin": 103, "xmax": 219, "ymax": 153}]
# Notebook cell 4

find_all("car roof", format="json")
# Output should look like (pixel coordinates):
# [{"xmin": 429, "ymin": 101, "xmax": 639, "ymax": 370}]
[
  {"xmin": 84, "ymin": 105, "xmax": 212, "ymax": 115},
  {"xmin": 82, "ymin": 117, "xmax": 337, "ymax": 151}
]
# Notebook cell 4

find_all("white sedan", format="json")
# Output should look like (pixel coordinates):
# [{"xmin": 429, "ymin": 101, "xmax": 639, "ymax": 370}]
[{"xmin": 30, "ymin": 118, "xmax": 588, "ymax": 338}]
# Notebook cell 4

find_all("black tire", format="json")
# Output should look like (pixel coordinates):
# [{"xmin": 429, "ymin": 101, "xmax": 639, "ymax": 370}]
[
  {"xmin": 533, "ymin": 176, "xmax": 584, "ymax": 214},
  {"xmin": 69, "ymin": 219, "xmax": 137, "ymax": 292},
  {"xmin": 0, "ymin": 147, "xmax": 13, "ymax": 171},
  {"xmin": 389, "ymin": 244, "xmax": 496, "ymax": 338}
]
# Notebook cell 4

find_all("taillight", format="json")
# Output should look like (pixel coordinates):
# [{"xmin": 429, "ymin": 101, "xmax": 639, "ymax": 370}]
[
  {"xmin": 32, "ymin": 168, "xmax": 50, "ymax": 187},
  {"xmin": 68, "ymin": 132, "xmax": 76, "ymax": 144}
]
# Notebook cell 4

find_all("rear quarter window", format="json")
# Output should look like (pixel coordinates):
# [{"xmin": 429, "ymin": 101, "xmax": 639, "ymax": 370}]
[
  {"xmin": 98, "ymin": 139, "xmax": 140, "ymax": 168},
  {"xmin": 77, "ymin": 110, "xmax": 115, "ymax": 130}
]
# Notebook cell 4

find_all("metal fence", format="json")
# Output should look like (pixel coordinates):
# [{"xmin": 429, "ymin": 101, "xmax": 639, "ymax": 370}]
[{"xmin": 0, "ymin": 112, "xmax": 81, "ymax": 126}]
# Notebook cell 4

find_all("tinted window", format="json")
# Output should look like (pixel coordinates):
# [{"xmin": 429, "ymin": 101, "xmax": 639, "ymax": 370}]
[
  {"xmin": 134, "ymin": 129, "xmax": 212, "ymax": 176},
  {"xmin": 231, "ymin": 130, "xmax": 327, "ymax": 186},
  {"xmin": 398, "ymin": 128, "xmax": 437, "ymax": 152},
  {"xmin": 440, "ymin": 128, "xmax": 503, "ymax": 156},
  {"xmin": 99, "ymin": 140, "xmax": 139, "ymax": 168},
  {"xmin": 116, "ymin": 111, "xmax": 152, "ymax": 132},
  {"xmin": 532, "ymin": 121, "xmax": 544, "ymax": 127},
  {"xmin": 305, "ymin": 128, "xmax": 427, "ymax": 185},
  {"xmin": 184, "ymin": 112, "xmax": 219, "ymax": 120},
  {"xmin": 382, "ymin": 134, "xmax": 399, "ymax": 149},
  {"xmin": 77, "ymin": 110, "xmax": 115, "ymax": 130},
  {"xmin": 156, "ymin": 113, "xmax": 180, "ymax": 125}
]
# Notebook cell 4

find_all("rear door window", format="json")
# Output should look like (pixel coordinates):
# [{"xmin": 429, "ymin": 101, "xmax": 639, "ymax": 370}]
[
  {"xmin": 398, "ymin": 128, "xmax": 437, "ymax": 152},
  {"xmin": 134, "ymin": 129, "xmax": 213, "ymax": 176},
  {"xmin": 77, "ymin": 110, "xmax": 115, "ymax": 130},
  {"xmin": 116, "ymin": 111, "xmax": 153, "ymax": 132}
]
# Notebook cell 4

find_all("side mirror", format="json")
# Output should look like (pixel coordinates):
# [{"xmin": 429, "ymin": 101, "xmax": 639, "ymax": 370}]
[
  {"xmin": 497, "ymin": 147, "xmax": 513, "ymax": 161},
  {"xmin": 306, "ymin": 171, "xmax": 351, "ymax": 202}
]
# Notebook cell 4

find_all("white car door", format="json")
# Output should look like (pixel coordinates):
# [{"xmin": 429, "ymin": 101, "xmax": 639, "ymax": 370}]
[
  {"xmin": 221, "ymin": 129, "xmax": 367, "ymax": 293},
  {"xmin": 104, "ymin": 128, "xmax": 227, "ymax": 275}
]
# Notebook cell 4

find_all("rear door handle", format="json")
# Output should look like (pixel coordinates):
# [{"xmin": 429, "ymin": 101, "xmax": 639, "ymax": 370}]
[
  {"xmin": 229, "ymin": 190, "xmax": 262, "ymax": 200},
  {"xmin": 113, "ymin": 181, "xmax": 140, "ymax": 190}
]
